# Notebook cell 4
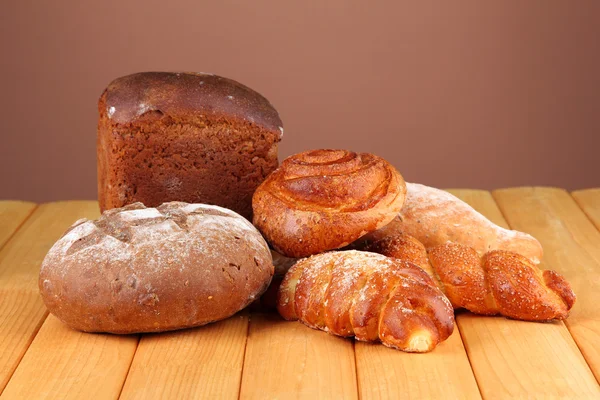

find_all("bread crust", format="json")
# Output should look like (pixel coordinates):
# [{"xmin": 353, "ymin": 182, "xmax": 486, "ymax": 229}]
[
  {"xmin": 102, "ymin": 72, "xmax": 283, "ymax": 130},
  {"xmin": 97, "ymin": 72, "xmax": 283, "ymax": 218},
  {"xmin": 277, "ymin": 250, "xmax": 454, "ymax": 353},
  {"xmin": 356, "ymin": 231, "xmax": 575, "ymax": 321},
  {"xmin": 39, "ymin": 202, "xmax": 274, "ymax": 333},
  {"xmin": 252, "ymin": 149, "xmax": 406, "ymax": 258},
  {"xmin": 372, "ymin": 183, "xmax": 544, "ymax": 264}
]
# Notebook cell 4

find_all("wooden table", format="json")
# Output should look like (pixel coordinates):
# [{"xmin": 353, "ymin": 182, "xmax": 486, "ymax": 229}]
[{"xmin": 1, "ymin": 187, "xmax": 599, "ymax": 399}]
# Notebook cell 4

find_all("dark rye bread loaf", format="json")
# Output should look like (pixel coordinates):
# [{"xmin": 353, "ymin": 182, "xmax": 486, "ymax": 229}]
[
  {"xmin": 97, "ymin": 72, "xmax": 283, "ymax": 219},
  {"xmin": 39, "ymin": 202, "xmax": 274, "ymax": 334}
]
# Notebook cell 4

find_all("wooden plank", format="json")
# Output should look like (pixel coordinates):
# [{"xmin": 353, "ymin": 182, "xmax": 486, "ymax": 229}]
[
  {"xmin": 239, "ymin": 312, "xmax": 358, "ymax": 400},
  {"xmin": 0, "ymin": 201, "xmax": 99, "ymax": 393},
  {"xmin": 492, "ymin": 187, "xmax": 600, "ymax": 386},
  {"xmin": 1, "ymin": 315, "xmax": 137, "ymax": 400},
  {"xmin": 355, "ymin": 328, "xmax": 480, "ymax": 400},
  {"xmin": 0, "ymin": 201, "xmax": 143, "ymax": 399},
  {"xmin": 457, "ymin": 314, "xmax": 598, "ymax": 398},
  {"xmin": 572, "ymin": 189, "xmax": 600, "ymax": 230},
  {"xmin": 121, "ymin": 313, "xmax": 249, "ymax": 400},
  {"xmin": 0, "ymin": 201, "xmax": 36, "ymax": 250},
  {"xmin": 447, "ymin": 189, "xmax": 600, "ymax": 398},
  {"xmin": 0, "ymin": 288, "xmax": 47, "ymax": 393},
  {"xmin": 0, "ymin": 200, "xmax": 39, "ymax": 386}
]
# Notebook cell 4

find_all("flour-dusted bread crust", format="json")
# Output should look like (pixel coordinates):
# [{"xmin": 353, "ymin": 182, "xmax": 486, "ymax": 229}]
[
  {"xmin": 97, "ymin": 72, "xmax": 283, "ymax": 219},
  {"xmin": 253, "ymin": 149, "xmax": 406, "ymax": 258},
  {"xmin": 373, "ymin": 183, "xmax": 544, "ymax": 263},
  {"xmin": 39, "ymin": 202, "xmax": 274, "ymax": 333},
  {"xmin": 277, "ymin": 251, "xmax": 454, "ymax": 353}
]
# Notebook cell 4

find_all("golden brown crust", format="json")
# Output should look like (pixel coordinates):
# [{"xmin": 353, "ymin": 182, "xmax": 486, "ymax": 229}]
[
  {"xmin": 429, "ymin": 244, "xmax": 496, "ymax": 315},
  {"xmin": 483, "ymin": 251, "xmax": 573, "ymax": 320},
  {"xmin": 253, "ymin": 150, "xmax": 407, "ymax": 258},
  {"xmin": 543, "ymin": 270, "xmax": 576, "ymax": 311},
  {"xmin": 353, "ymin": 233, "xmax": 435, "ymax": 278},
  {"xmin": 356, "ymin": 232, "xmax": 575, "ymax": 321},
  {"xmin": 276, "ymin": 251, "xmax": 454, "ymax": 352},
  {"xmin": 276, "ymin": 260, "xmax": 304, "ymax": 320}
]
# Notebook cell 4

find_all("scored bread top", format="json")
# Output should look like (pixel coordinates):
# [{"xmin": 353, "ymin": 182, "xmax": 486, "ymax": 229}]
[
  {"xmin": 101, "ymin": 72, "xmax": 284, "ymax": 134},
  {"xmin": 39, "ymin": 201, "xmax": 274, "ymax": 333}
]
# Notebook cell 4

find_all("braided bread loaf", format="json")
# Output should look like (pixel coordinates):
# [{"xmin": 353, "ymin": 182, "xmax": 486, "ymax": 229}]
[
  {"xmin": 277, "ymin": 250, "xmax": 454, "ymax": 352},
  {"xmin": 253, "ymin": 149, "xmax": 406, "ymax": 258},
  {"xmin": 356, "ymin": 232, "xmax": 575, "ymax": 321}
]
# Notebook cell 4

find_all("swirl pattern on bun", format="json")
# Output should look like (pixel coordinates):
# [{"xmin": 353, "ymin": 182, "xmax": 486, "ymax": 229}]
[{"xmin": 252, "ymin": 149, "xmax": 406, "ymax": 257}]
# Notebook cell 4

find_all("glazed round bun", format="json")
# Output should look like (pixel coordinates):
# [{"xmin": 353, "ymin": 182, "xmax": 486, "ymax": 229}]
[
  {"xmin": 252, "ymin": 149, "xmax": 406, "ymax": 258},
  {"xmin": 39, "ymin": 202, "xmax": 274, "ymax": 334}
]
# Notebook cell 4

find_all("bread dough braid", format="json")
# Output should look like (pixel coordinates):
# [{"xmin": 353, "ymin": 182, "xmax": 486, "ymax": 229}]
[
  {"xmin": 277, "ymin": 250, "xmax": 454, "ymax": 352},
  {"xmin": 357, "ymin": 232, "xmax": 575, "ymax": 321}
]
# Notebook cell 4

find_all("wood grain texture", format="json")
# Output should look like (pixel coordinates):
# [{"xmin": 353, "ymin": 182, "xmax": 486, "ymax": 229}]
[
  {"xmin": 2, "ymin": 192, "xmax": 599, "ymax": 399},
  {"xmin": 239, "ymin": 312, "xmax": 358, "ymax": 400},
  {"xmin": 0, "ymin": 201, "xmax": 36, "ymax": 250},
  {"xmin": 1, "ymin": 315, "xmax": 137, "ymax": 400},
  {"xmin": 355, "ymin": 328, "xmax": 480, "ymax": 400},
  {"xmin": 448, "ymin": 189, "xmax": 600, "ymax": 399},
  {"xmin": 121, "ymin": 313, "xmax": 249, "ymax": 400},
  {"xmin": 0, "ymin": 201, "xmax": 99, "ymax": 290},
  {"xmin": 493, "ymin": 187, "xmax": 600, "ymax": 386},
  {"xmin": 0, "ymin": 289, "xmax": 47, "ymax": 393},
  {"xmin": 0, "ymin": 201, "xmax": 99, "ymax": 394},
  {"xmin": 572, "ymin": 189, "xmax": 600, "ymax": 230}
]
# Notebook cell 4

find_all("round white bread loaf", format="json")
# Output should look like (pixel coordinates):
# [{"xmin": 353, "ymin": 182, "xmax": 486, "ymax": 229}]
[{"xmin": 39, "ymin": 202, "xmax": 274, "ymax": 333}]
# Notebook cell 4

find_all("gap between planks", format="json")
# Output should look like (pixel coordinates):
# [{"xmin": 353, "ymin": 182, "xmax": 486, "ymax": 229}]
[
  {"xmin": 0, "ymin": 199, "xmax": 479, "ymax": 400},
  {"xmin": 3, "ymin": 190, "xmax": 600, "ymax": 399},
  {"xmin": 239, "ymin": 229, "xmax": 480, "ymax": 397},
  {"xmin": 572, "ymin": 189, "xmax": 600, "ymax": 232},
  {"xmin": 0, "ymin": 200, "xmax": 252, "ymax": 400},
  {"xmin": 0, "ymin": 201, "xmax": 51, "ymax": 393},
  {"xmin": 0, "ymin": 201, "xmax": 37, "ymax": 252},
  {"xmin": 239, "ymin": 311, "xmax": 360, "ymax": 400},
  {"xmin": 119, "ymin": 312, "xmax": 249, "ymax": 399},
  {"xmin": 0, "ymin": 201, "xmax": 144, "ymax": 399},
  {"xmin": 446, "ymin": 189, "xmax": 600, "ymax": 399},
  {"xmin": 492, "ymin": 187, "xmax": 600, "ymax": 388}
]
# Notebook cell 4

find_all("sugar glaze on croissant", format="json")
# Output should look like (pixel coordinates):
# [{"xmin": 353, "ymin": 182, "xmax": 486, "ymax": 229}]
[{"xmin": 277, "ymin": 250, "xmax": 454, "ymax": 352}]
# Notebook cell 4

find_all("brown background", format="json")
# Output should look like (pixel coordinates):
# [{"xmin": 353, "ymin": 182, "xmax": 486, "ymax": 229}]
[{"xmin": 1, "ymin": 1, "xmax": 599, "ymax": 202}]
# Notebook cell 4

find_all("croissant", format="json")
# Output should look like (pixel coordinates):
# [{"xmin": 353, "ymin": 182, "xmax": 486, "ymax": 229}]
[
  {"xmin": 277, "ymin": 250, "xmax": 455, "ymax": 352},
  {"xmin": 355, "ymin": 232, "xmax": 575, "ymax": 321},
  {"xmin": 252, "ymin": 149, "xmax": 406, "ymax": 258},
  {"xmin": 373, "ymin": 183, "xmax": 544, "ymax": 264}
]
